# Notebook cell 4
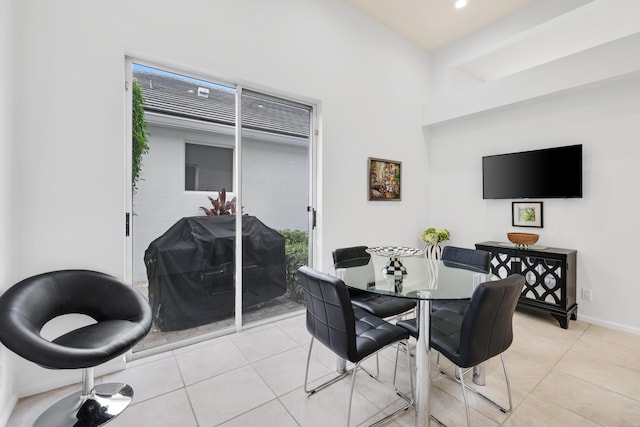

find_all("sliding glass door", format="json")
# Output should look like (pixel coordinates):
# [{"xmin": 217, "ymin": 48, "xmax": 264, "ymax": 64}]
[
  {"xmin": 128, "ymin": 62, "xmax": 314, "ymax": 355},
  {"xmin": 240, "ymin": 89, "xmax": 312, "ymax": 325}
]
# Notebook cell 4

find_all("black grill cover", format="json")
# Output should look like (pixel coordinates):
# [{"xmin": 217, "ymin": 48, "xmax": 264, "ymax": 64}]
[{"xmin": 144, "ymin": 215, "xmax": 286, "ymax": 331}]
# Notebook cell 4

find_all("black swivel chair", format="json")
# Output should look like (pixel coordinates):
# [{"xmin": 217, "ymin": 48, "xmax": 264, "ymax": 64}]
[
  {"xmin": 298, "ymin": 266, "xmax": 413, "ymax": 427},
  {"xmin": 332, "ymin": 246, "xmax": 415, "ymax": 318},
  {"xmin": 0, "ymin": 270, "xmax": 152, "ymax": 427},
  {"xmin": 397, "ymin": 274, "xmax": 524, "ymax": 426},
  {"xmin": 432, "ymin": 246, "xmax": 491, "ymax": 314}
]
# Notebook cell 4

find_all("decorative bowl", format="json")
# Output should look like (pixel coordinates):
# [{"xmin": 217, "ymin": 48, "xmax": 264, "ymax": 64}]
[{"xmin": 507, "ymin": 232, "xmax": 539, "ymax": 246}]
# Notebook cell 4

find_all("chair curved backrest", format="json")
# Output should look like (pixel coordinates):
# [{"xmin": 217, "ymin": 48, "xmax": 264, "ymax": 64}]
[
  {"xmin": 333, "ymin": 246, "xmax": 415, "ymax": 320},
  {"xmin": 332, "ymin": 246, "xmax": 370, "ymax": 267},
  {"xmin": 298, "ymin": 265, "xmax": 359, "ymax": 362},
  {"xmin": 0, "ymin": 269, "xmax": 152, "ymax": 369},
  {"xmin": 457, "ymin": 274, "xmax": 524, "ymax": 367},
  {"xmin": 442, "ymin": 246, "xmax": 491, "ymax": 273}
]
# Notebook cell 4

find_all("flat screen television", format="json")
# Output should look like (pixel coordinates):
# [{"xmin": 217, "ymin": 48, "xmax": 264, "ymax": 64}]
[{"xmin": 482, "ymin": 144, "xmax": 582, "ymax": 199}]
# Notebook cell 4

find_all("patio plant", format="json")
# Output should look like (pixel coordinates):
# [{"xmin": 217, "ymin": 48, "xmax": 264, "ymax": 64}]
[
  {"xmin": 200, "ymin": 188, "xmax": 237, "ymax": 216},
  {"xmin": 278, "ymin": 229, "xmax": 308, "ymax": 303},
  {"xmin": 132, "ymin": 79, "xmax": 149, "ymax": 192}
]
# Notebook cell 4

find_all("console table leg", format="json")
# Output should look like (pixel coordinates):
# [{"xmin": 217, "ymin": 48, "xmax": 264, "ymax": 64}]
[{"xmin": 551, "ymin": 313, "xmax": 569, "ymax": 329}]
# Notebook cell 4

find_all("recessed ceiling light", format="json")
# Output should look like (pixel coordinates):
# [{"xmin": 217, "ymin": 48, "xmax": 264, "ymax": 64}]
[{"xmin": 455, "ymin": 0, "xmax": 468, "ymax": 9}]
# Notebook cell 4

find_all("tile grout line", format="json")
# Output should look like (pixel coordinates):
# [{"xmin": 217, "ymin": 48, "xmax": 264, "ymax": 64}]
[{"xmin": 502, "ymin": 322, "xmax": 595, "ymax": 426}]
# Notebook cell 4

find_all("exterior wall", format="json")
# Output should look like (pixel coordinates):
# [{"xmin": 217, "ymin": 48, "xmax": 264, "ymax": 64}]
[{"xmin": 133, "ymin": 119, "xmax": 308, "ymax": 283}]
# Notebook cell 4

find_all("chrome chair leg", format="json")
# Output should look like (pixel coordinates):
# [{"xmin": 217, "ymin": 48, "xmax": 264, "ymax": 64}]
[
  {"xmin": 305, "ymin": 338, "xmax": 350, "ymax": 394},
  {"xmin": 346, "ymin": 361, "xmax": 359, "ymax": 427},
  {"xmin": 458, "ymin": 366, "xmax": 472, "ymax": 426},
  {"xmin": 370, "ymin": 340, "xmax": 413, "ymax": 427},
  {"xmin": 306, "ymin": 338, "xmax": 414, "ymax": 427},
  {"xmin": 499, "ymin": 354, "xmax": 513, "ymax": 413},
  {"xmin": 392, "ymin": 341, "xmax": 414, "ymax": 401},
  {"xmin": 361, "ymin": 354, "xmax": 380, "ymax": 379},
  {"xmin": 438, "ymin": 353, "xmax": 513, "ymax": 418}
]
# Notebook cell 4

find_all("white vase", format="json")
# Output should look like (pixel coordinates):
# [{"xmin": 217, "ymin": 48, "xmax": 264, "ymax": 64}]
[{"xmin": 425, "ymin": 243, "xmax": 443, "ymax": 260}]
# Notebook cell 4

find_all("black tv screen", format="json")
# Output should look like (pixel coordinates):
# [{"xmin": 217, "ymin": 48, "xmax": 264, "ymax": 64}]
[{"xmin": 482, "ymin": 144, "xmax": 582, "ymax": 199}]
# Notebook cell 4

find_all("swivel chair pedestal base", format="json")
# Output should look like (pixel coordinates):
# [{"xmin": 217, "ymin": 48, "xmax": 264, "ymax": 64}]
[{"xmin": 34, "ymin": 368, "xmax": 134, "ymax": 427}]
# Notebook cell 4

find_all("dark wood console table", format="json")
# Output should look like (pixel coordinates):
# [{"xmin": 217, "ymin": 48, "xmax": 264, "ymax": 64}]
[{"xmin": 475, "ymin": 241, "xmax": 577, "ymax": 329}]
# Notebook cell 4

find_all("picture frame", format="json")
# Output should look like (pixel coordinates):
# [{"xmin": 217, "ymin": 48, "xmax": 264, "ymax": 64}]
[
  {"xmin": 512, "ymin": 201, "xmax": 543, "ymax": 228},
  {"xmin": 368, "ymin": 157, "xmax": 401, "ymax": 201}
]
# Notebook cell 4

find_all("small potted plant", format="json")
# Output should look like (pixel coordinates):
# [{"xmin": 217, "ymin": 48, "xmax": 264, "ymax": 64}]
[{"xmin": 420, "ymin": 227, "xmax": 450, "ymax": 260}]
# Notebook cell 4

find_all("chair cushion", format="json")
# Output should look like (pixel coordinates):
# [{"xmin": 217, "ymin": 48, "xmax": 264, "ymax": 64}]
[
  {"xmin": 51, "ymin": 320, "xmax": 152, "ymax": 368},
  {"xmin": 396, "ymin": 318, "xmax": 418, "ymax": 339},
  {"xmin": 351, "ymin": 293, "xmax": 415, "ymax": 318},
  {"xmin": 354, "ymin": 312, "xmax": 409, "ymax": 361},
  {"xmin": 429, "ymin": 309, "xmax": 464, "ymax": 360},
  {"xmin": 398, "ymin": 310, "xmax": 464, "ymax": 357}
]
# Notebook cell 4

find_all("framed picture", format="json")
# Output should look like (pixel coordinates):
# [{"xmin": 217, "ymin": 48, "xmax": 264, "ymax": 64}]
[
  {"xmin": 512, "ymin": 201, "xmax": 543, "ymax": 228},
  {"xmin": 368, "ymin": 157, "xmax": 401, "ymax": 201}
]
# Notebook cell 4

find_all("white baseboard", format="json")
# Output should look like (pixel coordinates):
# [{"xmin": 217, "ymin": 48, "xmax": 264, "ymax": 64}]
[{"xmin": 577, "ymin": 314, "xmax": 640, "ymax": 336}]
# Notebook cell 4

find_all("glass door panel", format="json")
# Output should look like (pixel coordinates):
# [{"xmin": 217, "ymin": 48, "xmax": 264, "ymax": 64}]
[
  {"xmin": 240, "ymin": 89, "xmax": 312, "ymax": 325},
  {"xmin": 131, "ymin": 63, "xmax": 239, "ymax": 353},
  {"xmin": 129, "ymin": 63, "xmax": 313, "ymax": 354}
]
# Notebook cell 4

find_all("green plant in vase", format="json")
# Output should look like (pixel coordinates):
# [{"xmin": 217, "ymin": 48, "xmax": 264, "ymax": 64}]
[{"xmin": 420, "ymin": 227, "xmax": 450, "ymax": 260}]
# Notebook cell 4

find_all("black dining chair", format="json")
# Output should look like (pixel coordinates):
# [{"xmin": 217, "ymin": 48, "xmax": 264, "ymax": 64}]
[
  {"xmin": 432, "ymin": 246, "xmax": 491, "ymax": 314},
  {"xmin": 333, "ymin": 246, "xmax": 416, "ymax": 318},
  {"xmin": 298, "ymin": 265, "xmax": 413, "ymax": 427},
  {"xmin": 396, "ymin": 274, "xmax": 524, "ymax": 426},
  {"xmin": 0, "ymin": 270, "xmax": 152, "ymax": 427}
]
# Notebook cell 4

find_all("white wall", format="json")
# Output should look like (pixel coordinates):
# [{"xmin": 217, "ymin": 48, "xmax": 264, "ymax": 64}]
[
  {"xmin": 424, "ymin": 0, "xmax": 640, "ymax": 126},
  {"xmin": 5, "ymin": 0, "xmax": 431, "ymax": 408},
  {"xmin": 427, "ymin": 73, "xmax": 640, "ymax": 334},
  {"xmin": 424, "ymin": 0, "xmax": 640, "ymax": 334},
  {"xmin": 1, "ymin": 0, "xmax": 16, "ymax": 423}
]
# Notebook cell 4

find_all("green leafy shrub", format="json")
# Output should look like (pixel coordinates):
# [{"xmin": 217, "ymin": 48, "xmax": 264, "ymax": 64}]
[
  {"xmin": 132, "ymin": 79, "xmax": 149, "ymax": 192},
  {"xmin": 278, "ymin": 229, "xmax": 308, "ymax": 303}
]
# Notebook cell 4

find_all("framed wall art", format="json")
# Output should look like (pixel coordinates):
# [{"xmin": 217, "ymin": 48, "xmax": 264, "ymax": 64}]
[
  {"xmin": 368, "ymin": 157, "xmax": 401, "ymax": 201},
  {"xmin": 512, "ymin": 201, "xmax": 543, "ymax": 228}
]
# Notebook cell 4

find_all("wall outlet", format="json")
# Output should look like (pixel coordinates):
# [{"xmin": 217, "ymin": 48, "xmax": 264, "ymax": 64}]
[{"xmin": 581, "ymin": 288, "xmax": 593, "ymax": 302}]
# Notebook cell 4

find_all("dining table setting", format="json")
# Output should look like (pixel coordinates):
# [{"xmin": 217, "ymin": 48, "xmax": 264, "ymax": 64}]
[{"xmin": 334, "ymin": 246, "xmax": 499, "ymax": 427}]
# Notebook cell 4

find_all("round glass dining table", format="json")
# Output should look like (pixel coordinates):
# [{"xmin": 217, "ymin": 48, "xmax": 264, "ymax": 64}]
[{"xmin": 334, "ymin": 254, "xmax": 497, "ymax": 427}]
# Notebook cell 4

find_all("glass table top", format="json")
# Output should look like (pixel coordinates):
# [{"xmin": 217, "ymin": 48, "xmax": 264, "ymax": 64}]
[{"xmin": 334, "ymin": 256, "xmax": 497, "ymax": 301}]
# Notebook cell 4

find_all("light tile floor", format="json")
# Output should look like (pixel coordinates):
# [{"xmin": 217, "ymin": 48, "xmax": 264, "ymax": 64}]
[{"xmin": 7, "ymin": 307, "xmax": 640, "ymax": 426}]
